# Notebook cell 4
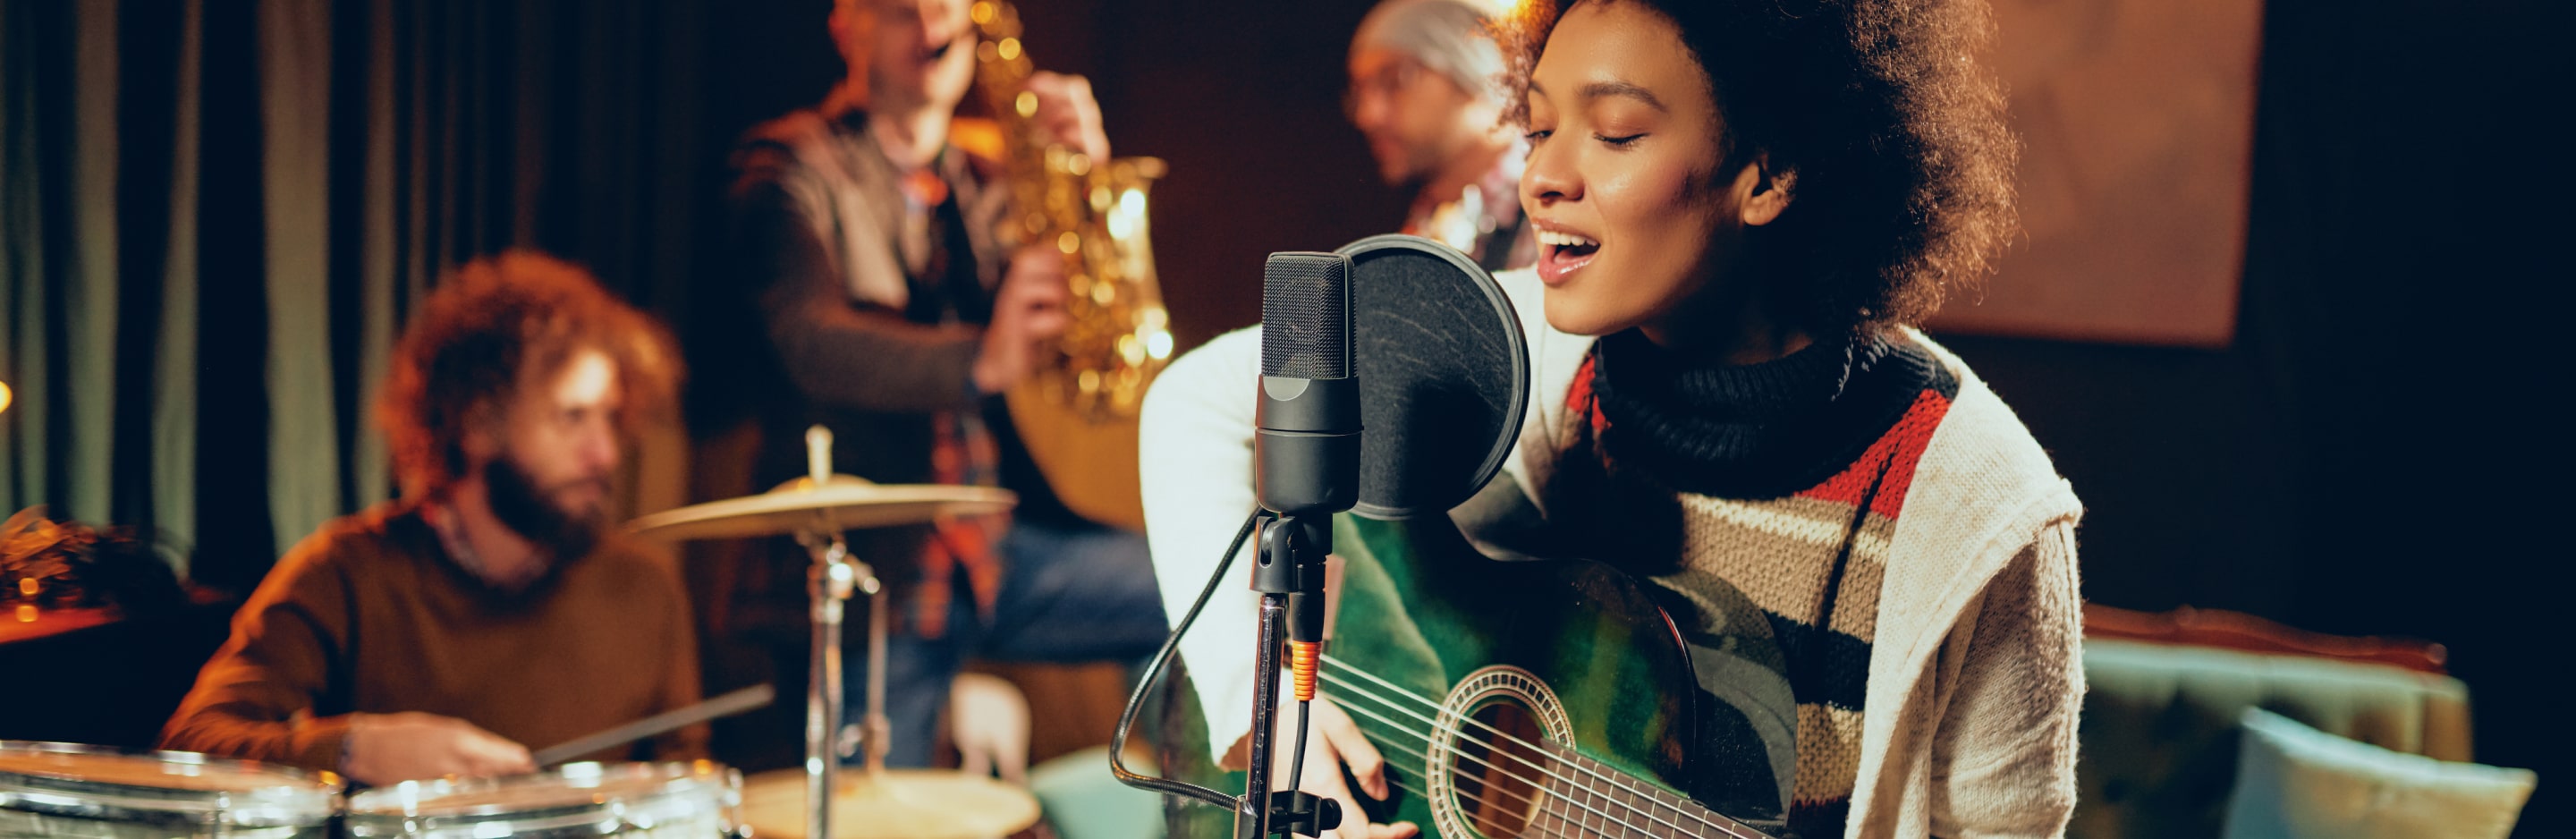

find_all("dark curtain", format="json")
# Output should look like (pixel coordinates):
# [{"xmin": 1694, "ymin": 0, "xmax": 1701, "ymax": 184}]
[{"xmin": 2, "ymin": 0, "xmax": 709, "ymax": 589}]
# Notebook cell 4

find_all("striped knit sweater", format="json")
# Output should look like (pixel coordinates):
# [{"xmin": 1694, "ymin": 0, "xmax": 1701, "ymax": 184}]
[
  {"xmin": 1142, "ymin": 267, "xmax": 2085, "ymax": 838},
  {"xmin": 1552, "ymin": 329, "xmax": 1957, "ymax": 838}
]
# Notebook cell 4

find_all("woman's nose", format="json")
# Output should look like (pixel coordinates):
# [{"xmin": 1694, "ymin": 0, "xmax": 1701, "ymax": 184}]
[{"xmin": 1521, "ymin": 137, "xmax": 1580, "ymax": 207}]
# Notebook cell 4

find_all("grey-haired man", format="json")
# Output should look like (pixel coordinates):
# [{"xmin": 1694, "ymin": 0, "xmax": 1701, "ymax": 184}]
[{"xmin": 1344, "ymin": 0, "xmax": 1533, "ymax": 270}]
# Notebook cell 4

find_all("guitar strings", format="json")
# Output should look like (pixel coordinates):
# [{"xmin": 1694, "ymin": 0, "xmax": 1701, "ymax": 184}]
[
  {"xmin": 1322, "ymin": 662, "xmax": 1765, "ymax": 839},
  {"xmin": 1326, "ymin": 708, "xmax": 1589, "ymax": 839},
  {"xmin": 1372, "ymin": 764, "xmax": 1629, "ymax": 839},
  {"xmin": 1326, "ymin": 676, "xmax": 1767, "ymax": 839},
  {"xmin": 1366, "ymin": 738, "xmax": 1579, "ymax": 839},
  {"xmin": 1321, "ymin": 670, "xmax": 1717, "ymax": 839},
  {"xmin": 1270, "ymin": 671, "xmax": 1757, "ymax": 839},
  {"xmin": 1353, "ymin": 708, "xmax": 1578, "ymax": 835},
  {"xmin": 1321, "ymin": 657, "xmax": 1769, "ymax": 839},
  {"xmin": 1329, "ymin": 684, "xmax": 1648, "ymax": 834},
  {"xmin": 1325, "ymin": 655, "xmax": 1768, "ymax": 839}
]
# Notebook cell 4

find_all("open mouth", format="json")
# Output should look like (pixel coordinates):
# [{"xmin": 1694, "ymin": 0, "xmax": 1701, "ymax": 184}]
[{"xmin": 1536, "ymin": 228, "xmax": 1599, "ymax": 284}]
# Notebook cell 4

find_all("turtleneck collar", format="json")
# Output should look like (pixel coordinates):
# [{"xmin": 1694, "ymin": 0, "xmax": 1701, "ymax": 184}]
[{"xmin": 1586, "ymin": 326, "xmax": 1945, "ymax": 498}]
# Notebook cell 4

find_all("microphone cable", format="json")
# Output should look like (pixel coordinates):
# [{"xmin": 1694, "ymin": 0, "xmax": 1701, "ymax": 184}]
[{"xmin": 1109, "ymin": 507, "xmax": 1270, "ymax": 809}]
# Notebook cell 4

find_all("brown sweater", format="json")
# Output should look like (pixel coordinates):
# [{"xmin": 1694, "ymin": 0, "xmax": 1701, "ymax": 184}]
[{"xmin": 160, "ymin": 501, "xmax": 707, "ymax": 772}]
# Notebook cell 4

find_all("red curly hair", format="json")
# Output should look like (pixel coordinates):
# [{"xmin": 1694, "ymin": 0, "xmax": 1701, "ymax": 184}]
[{"xmin": 377, "ymin": 250, "xmax": 680, "ymax": 497}]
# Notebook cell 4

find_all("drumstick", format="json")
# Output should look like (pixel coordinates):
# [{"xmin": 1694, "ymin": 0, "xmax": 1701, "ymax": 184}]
[{"xmin": 530, "ymin": 683, "xmax": 776, "ymax": 767}]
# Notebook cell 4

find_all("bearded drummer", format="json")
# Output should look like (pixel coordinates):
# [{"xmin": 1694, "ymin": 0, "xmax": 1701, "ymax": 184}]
[{"xmin": 162, "ymin": 252, "xmax": 706, "ymax": 785}]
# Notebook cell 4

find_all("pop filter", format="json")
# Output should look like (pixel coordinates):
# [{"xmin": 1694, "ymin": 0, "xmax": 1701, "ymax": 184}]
[{"xmin": 1338, "ymin": 234, "xmax": 1530, "ymax": 520}]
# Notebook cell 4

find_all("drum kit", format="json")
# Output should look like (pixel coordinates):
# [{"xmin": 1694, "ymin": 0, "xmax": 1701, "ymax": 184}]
[{"xmin": 0, "ymin": 427, "xmax": 1044, "ymax": 839}]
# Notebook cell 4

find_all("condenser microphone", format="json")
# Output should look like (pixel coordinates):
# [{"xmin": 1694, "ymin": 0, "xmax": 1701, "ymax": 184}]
[{"xmin": 1254, "ymin": 251, "xmax": 1360, "ymax": 517}]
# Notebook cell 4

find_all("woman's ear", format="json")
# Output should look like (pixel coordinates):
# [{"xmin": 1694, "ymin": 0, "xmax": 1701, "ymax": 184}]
[{"xmin": 1739, "ymin": 157, "xmax": 1796, "ymax": 227}]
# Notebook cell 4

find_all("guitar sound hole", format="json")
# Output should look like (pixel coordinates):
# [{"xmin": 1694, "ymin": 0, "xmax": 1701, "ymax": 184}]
[{"xmin": 1447, "ymin": 701, "xmax": 1551, "ymax": 838}]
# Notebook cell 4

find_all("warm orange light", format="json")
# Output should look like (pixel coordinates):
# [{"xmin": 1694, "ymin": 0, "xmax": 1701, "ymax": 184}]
[{"xmin": 0, "ymin": 379, "xmax": 12, "ymax": 414}]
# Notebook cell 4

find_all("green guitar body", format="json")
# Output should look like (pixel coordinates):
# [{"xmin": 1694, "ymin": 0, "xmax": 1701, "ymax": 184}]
[{"xmin": 1154, "ymin": 513, "xmax": 1783, "ymax": 838}]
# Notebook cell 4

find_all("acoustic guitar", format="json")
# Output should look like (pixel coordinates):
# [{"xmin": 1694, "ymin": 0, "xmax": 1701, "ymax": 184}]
[{"xmin": 1157, "ymin": 513, "xmax": 1786, "ymax": 839}]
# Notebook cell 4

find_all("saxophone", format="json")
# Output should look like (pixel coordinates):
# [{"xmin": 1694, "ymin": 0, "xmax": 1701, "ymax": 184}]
[{"xmin": 970, "ymin": 0, "xmax": 1171, "ymax": 530}]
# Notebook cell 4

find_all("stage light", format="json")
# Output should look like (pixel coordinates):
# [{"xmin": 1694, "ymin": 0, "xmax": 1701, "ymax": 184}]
[{"xmin": 0, "ymin": 379, "xmax": 12, "ymax": 414}]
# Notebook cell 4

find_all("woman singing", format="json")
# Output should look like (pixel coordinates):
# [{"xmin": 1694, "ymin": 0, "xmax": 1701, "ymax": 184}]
[{"xmin": 1142, "ymin": 1, "xmax": 2080, "ymax": 836}]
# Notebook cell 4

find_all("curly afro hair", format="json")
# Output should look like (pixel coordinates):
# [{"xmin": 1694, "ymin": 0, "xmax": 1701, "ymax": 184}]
[
  {"xmin": 1497, "ymin": 0, "xmax": 2019, "ymax": 337},
  {"xmin": 378, "ymin": 250, "xmax": 680, "ymax": 497}
]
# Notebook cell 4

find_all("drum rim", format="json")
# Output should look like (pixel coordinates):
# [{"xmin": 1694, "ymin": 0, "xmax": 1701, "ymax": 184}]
[
  {"xmin": 341, "ymin": 760, "xmax": 739, "ymax": 831},
  {"xmin": 0, "ymin": 741, "xmax": 343, "ymax": 826}
]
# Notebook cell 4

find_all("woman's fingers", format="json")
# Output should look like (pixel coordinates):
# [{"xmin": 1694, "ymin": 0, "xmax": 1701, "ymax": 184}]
[{"xmin": 1315, "ymin": 698, "xmax": 1388, "ymax": 800}]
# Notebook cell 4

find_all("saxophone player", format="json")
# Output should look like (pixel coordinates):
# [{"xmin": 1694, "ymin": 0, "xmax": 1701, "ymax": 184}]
[{"xmin": 703, "ymin": 0, "xmax": 1168, "ymax": 768}]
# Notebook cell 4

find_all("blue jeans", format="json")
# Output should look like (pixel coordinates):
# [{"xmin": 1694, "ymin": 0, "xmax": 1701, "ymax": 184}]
[{"xmin": 851, "ymin": 519, "xmax": 1169, "ymax": 767}]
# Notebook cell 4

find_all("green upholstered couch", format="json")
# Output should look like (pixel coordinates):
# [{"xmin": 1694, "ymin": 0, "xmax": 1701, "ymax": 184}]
[{"xmin": 2068, "ymin": 636, "xmax": 2473, "ymax": 839}]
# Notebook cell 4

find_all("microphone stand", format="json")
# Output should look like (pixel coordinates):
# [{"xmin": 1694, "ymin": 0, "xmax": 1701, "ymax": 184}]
[{"xmin": 1238, "ymin": 513, "xmax": 1337, "ymax": 839}]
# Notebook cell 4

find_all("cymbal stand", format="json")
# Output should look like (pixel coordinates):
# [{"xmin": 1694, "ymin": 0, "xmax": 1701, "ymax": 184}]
[
  {"xmin": 797, "ymin": 525, "xmax": 890, "ymax": 839},
  {"xmin": 794, "ymin": 426, "xmax": 890, "ymax": 839}
]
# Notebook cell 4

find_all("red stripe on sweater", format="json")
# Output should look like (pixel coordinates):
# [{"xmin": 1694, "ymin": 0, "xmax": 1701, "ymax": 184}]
[
  {"xmin": 1568, "ymin": 352, "xmax": 1606, "ymax": 441},
  {"xmin": 1797, "ymin": 389, "xmax": 1953, "ymax": 519}
]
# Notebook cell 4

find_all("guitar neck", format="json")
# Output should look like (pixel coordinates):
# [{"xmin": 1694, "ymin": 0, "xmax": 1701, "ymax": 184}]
[{"xmin": 1528, "ymin": 742, "xmax": 1775, "ymax": 839}]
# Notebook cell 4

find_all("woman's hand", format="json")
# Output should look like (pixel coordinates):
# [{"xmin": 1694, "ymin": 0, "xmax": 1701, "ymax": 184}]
[{"xmin": 1268, "ymin": 696, "xmax": 1420, "ymax": 839}]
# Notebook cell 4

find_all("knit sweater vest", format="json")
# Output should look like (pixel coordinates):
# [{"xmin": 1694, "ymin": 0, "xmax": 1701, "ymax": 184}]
[{"xmin": 1555, "ymin": 328, "xmax": 1958, "ymax": 838}]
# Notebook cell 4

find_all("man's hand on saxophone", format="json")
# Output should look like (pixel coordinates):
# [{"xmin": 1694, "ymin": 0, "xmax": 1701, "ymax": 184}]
[
  {"xmin": 1021, "ymin": 71, "xmax": 1111, "ymax": 161},
  {"xmin": 973, "ymin": 244, "xmax": 1072, "ymax": 395}
]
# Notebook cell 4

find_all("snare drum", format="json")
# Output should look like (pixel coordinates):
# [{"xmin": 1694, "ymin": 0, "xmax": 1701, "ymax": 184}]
[
  {"xmin": 0, "ymin": 741, "xmax": 341, "ymax": 839},
  {"xmin": 343, "ymin": 761, "xmax": 741, "ymax": 838}
]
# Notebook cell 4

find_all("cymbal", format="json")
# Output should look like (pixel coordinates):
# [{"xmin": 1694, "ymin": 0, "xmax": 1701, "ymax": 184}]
[
  {"xmin": 739, "ymin": 767, "xmax": 1041, "ymax": 839},
  {"xmin": 627, "ymin": 476, "xmax": 1014, "ymax": 542}
]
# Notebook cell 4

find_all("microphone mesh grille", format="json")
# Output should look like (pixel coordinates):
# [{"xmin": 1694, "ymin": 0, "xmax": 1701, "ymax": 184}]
[{"xmin": 1260, "ymin": 253, "xmax": 1352, "ymax": 378}]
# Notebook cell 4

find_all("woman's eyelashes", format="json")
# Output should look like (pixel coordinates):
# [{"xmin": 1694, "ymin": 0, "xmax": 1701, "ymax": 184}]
[{"xmin": 1521, "ymin": 130, "xmax": 1643, "ymax": 148}]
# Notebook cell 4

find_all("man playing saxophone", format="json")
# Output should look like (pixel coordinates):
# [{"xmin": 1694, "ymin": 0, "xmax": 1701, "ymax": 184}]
[{"xmin": 707, "ymin": 0, "xmax": 1168, "ymax": 767}]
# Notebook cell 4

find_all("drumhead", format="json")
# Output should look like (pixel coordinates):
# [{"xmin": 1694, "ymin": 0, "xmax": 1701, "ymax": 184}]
[
  {"xmin": 0, "ymin": 741, "xmax": 341, "ymax": 829},
  {"xmin": 343, "ymin": 761, "xmax": 740, "ymax": 837}
]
